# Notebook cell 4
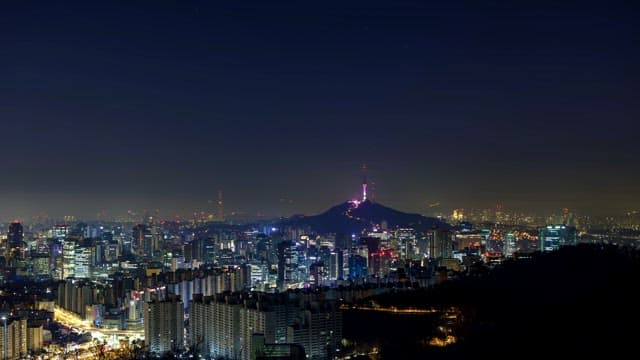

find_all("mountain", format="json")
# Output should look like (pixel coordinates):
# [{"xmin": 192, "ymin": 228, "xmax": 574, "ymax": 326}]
[{"xmin": 281, "ymin": 200, "xmax": 447, "ymax": 233}]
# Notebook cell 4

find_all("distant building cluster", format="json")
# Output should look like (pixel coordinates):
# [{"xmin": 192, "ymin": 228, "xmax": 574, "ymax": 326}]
[{"xmin": 0, "ymin": 193, "xmax": 628, "ymax": 359}]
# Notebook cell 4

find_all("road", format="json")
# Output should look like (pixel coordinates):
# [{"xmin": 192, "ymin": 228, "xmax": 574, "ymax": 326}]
[{"xmin": 54, "ymin": 306, "xmax": 144, "ymax": 337}]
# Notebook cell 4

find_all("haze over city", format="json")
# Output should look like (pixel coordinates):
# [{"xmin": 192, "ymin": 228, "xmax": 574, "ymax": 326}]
[
  {"xmin": 2, "ymin": 2, "xmax": 640, "ymax": 360},
  {"xmin": 2, "ymin": 1, "xmax": 638, "ymax": 220}
]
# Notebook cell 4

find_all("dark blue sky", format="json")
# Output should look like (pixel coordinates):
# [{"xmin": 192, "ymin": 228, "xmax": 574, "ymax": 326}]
[{"xmin": 1, "ymin": 0, "xmax": 638, "ymax": 220}]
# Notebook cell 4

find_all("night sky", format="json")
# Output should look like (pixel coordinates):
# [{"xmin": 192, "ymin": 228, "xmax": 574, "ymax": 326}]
[{"xmin": 1, "ymin": 1, "xmax": 639, "ymax": 220}]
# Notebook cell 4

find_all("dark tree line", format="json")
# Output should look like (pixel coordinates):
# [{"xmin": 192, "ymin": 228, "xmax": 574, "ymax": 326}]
[{"xmin": 355, "ymin": 244, "xmax": 640, "ymax": 359}]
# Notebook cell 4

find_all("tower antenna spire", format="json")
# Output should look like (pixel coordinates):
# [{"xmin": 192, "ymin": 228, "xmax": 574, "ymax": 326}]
[
  {"xmin": 217, "ymin": 190, "xmax": 224, "ymax": 222},
  {"xmin": 361, "ymin": 164, "xmax": 368, "ymax": 202}
]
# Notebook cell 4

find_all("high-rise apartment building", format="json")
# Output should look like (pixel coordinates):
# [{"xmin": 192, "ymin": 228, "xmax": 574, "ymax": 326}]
[
  {"xmin": 289, "ymin": 305, "xmax": 343, "ymax": 360},
  {"xmin": 26, "ymin": 325, "xmax": 43, "ymax": 353},
  {"xmin": 190, "ymin": 293, "xmax": 341, "ymax": 360},
  {"xmin": 189, "ymin": 294, "xmax": 240, "ymax": 359},
  {"xmin": 144, "ymin": 295, "xmax": 184, "ymax": 355},
  {"xmin": 0, "ymin": 317, "xmax": 27, "ymax": 360}
]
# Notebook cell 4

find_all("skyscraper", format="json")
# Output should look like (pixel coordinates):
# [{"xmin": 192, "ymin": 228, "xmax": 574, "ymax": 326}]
[
  {"xmin": 62, "ymin": 239, "xmax": 76, "ymax": 279},
  {"xmin": 277, "ymin": 241, "xmax": 300, "ymax": 291},
  {"xmin": 348, "ymin": 255, "xmax": 367, "ymax": 280},
  {"xmin": 132, "ymin": 224, "xmax": 153, "ymax": 257},
  {"xmin": 74, "ymin": 240, "xmax": 94, "ymax": 279},
  {"xmin": 7, "ymin": 222, "xmax": 23, "ymax": 249},
  {"xmin": 428, "ymin": 227, "xmax": 453, "ymax": 261},
  {"xmin": 6, "ymin": 222, "xmax": 24, "ymax": 262}
]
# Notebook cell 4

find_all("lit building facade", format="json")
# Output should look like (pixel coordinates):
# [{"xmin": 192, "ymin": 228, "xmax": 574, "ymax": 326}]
[
  {"xmin": 189, "ymin": 294, "xmax": 240, "ymax": 359},
  {"xmin": 6, "ymin": 222, "xmax": 24, "ymax": 263},
  {"xmin": 27, "ymin": 325, "xmax": 43, "ymax": 353},
  {"xmin": 189, "ymin": 293, "xmax": 341, "ymax": 360},
  {"xmin": 62, "ymin": 239, "xmax": 76, "ymax": 279},
  {"xmin": 539, "ymin": 225, "xmax": 577, "ymax": 251},
  {"xmin": 428, "ymin": 227, "xmax": 453, "ymax": 260},
  {"xmin": 74, "ymin": 244, "xmax": 93, "ymax": 279},
  {"xmin": 277, "ymin": 241, "xmax": 303, "ymax": 290},
  {"xmin": 348, "ymin": 255, "xmax": 367, "ymax": 280},
  {"xmin": 132, "ymin": 224, "xmax": 153, "ymax": 257},
  {"xmin": 144, "ymin": 296, "xmax": 184, "ymax": 355},
  {"xmin": 0, "ymin": 318, "xmax": 27, "ymax": 360},
  {"xmin": 289, "ymin": 306, "xmax": 342, "ymax": 360}
]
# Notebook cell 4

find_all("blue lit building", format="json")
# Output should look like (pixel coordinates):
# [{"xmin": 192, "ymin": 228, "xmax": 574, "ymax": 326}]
[
  {"xmin": 348, "ymin": 255, "xmax": 367, "ymax": 279},
  {"xmin": 539, "ymin": 225, "xmax": 577, "ymax": 251}
]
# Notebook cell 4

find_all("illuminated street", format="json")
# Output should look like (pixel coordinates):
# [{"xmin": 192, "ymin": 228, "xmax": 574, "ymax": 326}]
[
  {"xmin": 54, "ymin": 306, "xmax": 144, "ymax": 339},
  {"xmin": 340, "ymin": 304, "xmax": 440, "ymax": 314}
]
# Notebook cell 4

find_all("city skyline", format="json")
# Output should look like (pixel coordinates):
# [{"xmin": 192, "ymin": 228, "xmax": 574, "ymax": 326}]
[
  {"xmin": 2, "ymin": 1, "xmax": 639, "ymax": 219},
  {"xmin": 0, "ymin": 188, "xmax": 630, "ymax": 225}
]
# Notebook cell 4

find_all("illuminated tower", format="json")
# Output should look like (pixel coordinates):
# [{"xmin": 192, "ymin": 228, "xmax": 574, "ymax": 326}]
[{"xmin": 361, "ymin": 164, "xmax": 368, "ymax": 201}]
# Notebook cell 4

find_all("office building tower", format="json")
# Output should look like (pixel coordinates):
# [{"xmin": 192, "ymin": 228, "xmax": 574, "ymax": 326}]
[
  {"xmin": 74, "ymin": 243, "xmax": 93, "ymax": 279},
  {"xmin": 539, "ymin": 225, "xmax": 577, "ymax": 252},
  {"xmin": 277, "ymin": 241, "xmax": 300, "ymax": 291},
  {"xmin": 132, "ymin": 224, "xmax": 153, "ymax": 257},
  {"xmin": 329, "ymin": 249, "xmax": 344, "ymax": 281},
  {"xmin": 504, "ymin": 232, "xmax": 516, "ymax": 257},
  {"xmin": 428, "ymin": 227, "xmax": 453, "ymax": 260},
  {"xmin": 104, "ymin": 241, "xmax": 119, "ymax": 263},
  {"xmin": 348, "ymin": 255, "xmax": 367, "ymax": 280},
  {"xmin": 6, "ymin": 222, "xmax": 24, "ymax": 262},
  {"xmin": 7, "ymin": 222, "xmax": 23, "ymax": 249},
  {"xmin": 51, "ymin": 224, "xmax": 70, "ymax": 240},
  {"xmin": 62, "ymin": 239, "xmax": 76, "ymax": 279},
  {"xmin": 31, "ymin": 254, "xmax": 50, "ymax": 278},
  {"xmin": 396, "ymin": 228, "xmax": 418, "ymax": 260}
]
